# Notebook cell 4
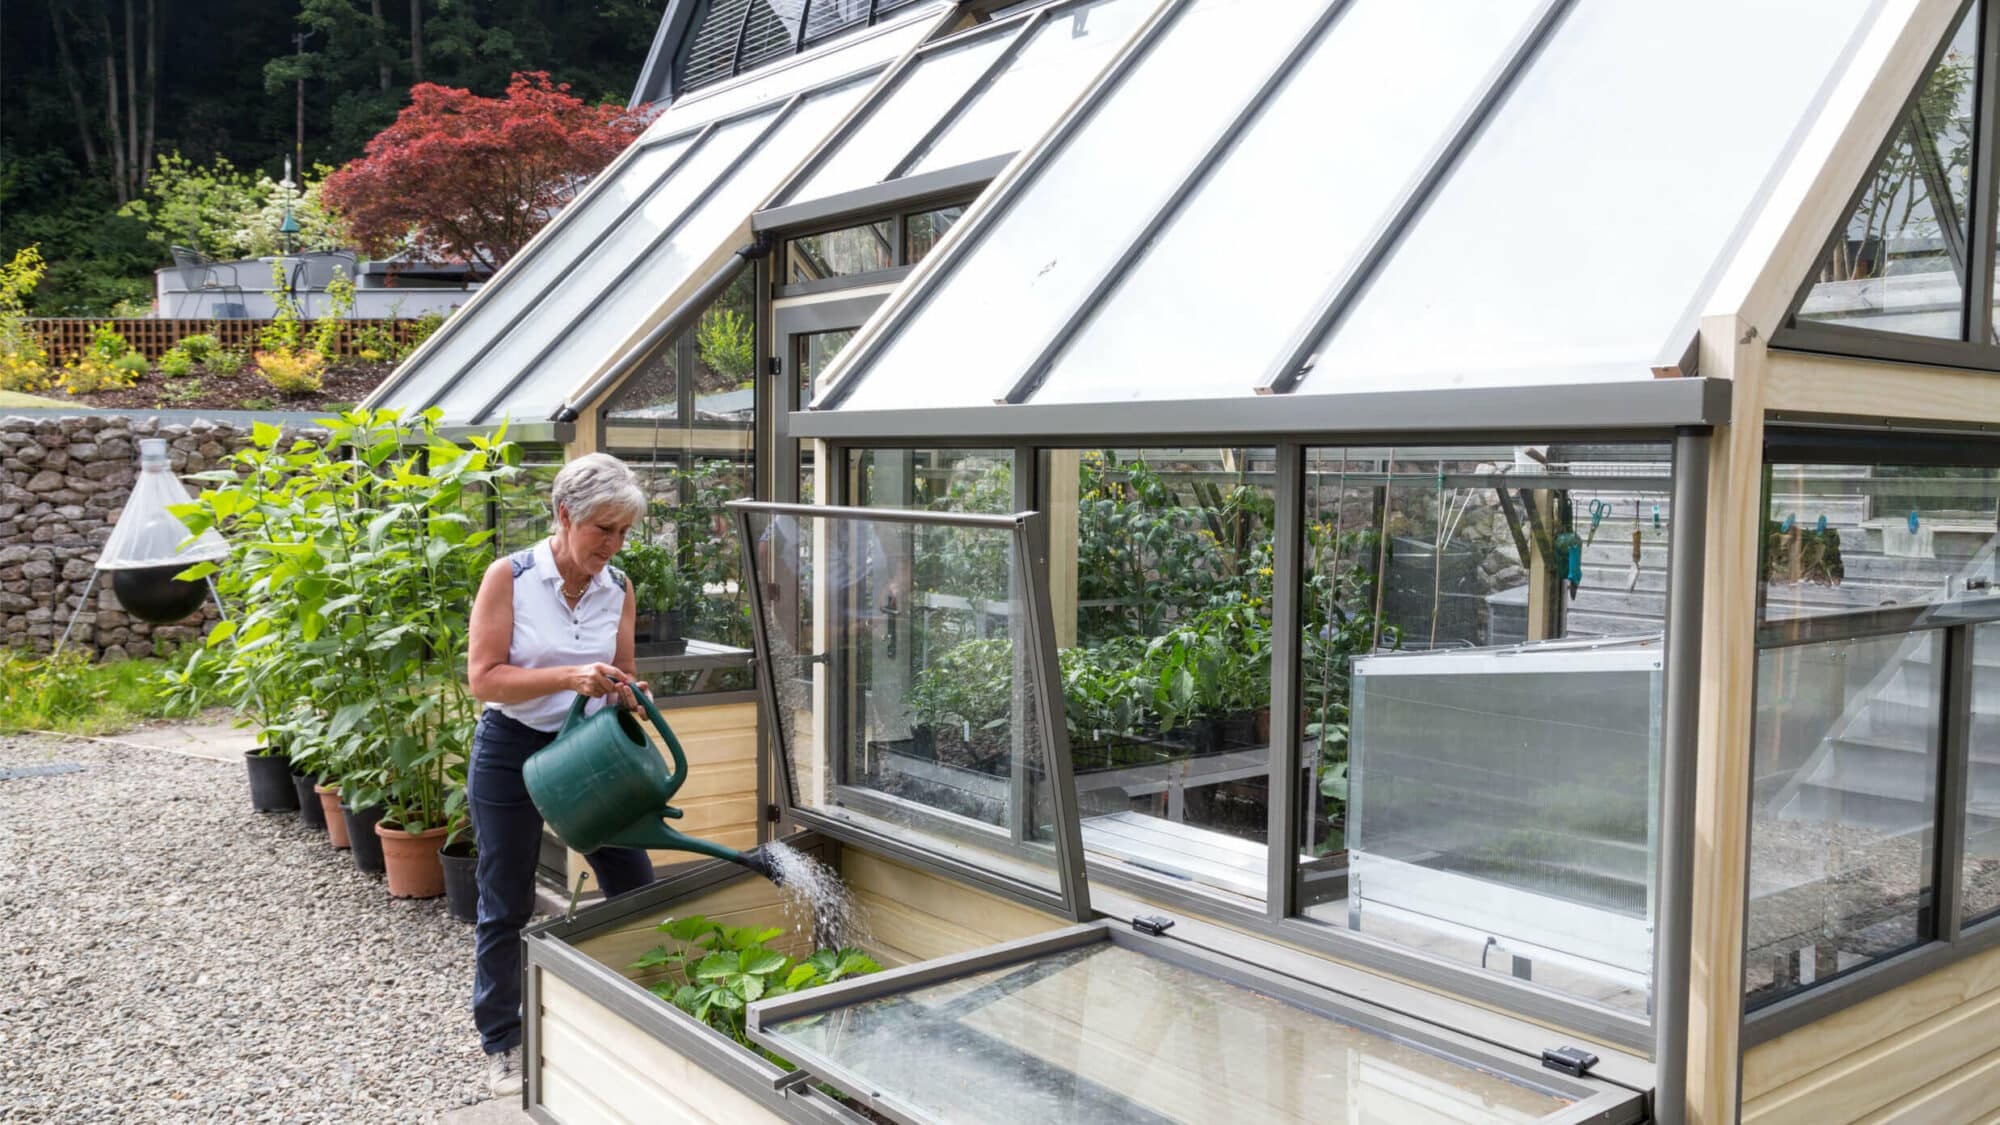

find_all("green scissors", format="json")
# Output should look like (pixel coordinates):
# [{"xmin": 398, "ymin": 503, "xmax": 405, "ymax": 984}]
[{"xmin": 1588, "ymin": 498, "xmax": 1612, "ymax": 530}]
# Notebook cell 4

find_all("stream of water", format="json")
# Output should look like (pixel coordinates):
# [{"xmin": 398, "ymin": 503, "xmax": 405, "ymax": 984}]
[{"xmin": 760, "ymin": 840, "xmax": 864, "ymax": 951}]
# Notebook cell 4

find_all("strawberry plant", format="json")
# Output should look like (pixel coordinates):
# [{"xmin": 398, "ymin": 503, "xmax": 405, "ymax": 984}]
[{"xmin": 632, "ymin": 914, "xmax": 879, "ymax": 1062}]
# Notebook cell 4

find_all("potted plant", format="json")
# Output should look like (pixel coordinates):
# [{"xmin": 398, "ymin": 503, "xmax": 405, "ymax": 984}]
[
  {"xmin": 439, "ymin": 798, "xmax": 478, "ymax": 924},
  {"xmin": 620, "ymin": 538, "xmax": 688, "ymax": 655}
]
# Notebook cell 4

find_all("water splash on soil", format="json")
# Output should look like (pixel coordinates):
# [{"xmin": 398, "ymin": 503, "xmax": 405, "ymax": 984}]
[{"xmin": 760, "ymin": 840, "xmax": 863, "ymax": 951}]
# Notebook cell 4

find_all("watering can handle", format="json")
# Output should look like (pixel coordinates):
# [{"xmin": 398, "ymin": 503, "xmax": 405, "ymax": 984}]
[{"xmin": 557, "ymin": 673, "xmax": 692, "ymax": 803}]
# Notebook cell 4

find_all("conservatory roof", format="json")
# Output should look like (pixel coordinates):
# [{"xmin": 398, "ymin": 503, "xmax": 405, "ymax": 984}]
[{"xmin": 799, "ymin": 0, "xmax": 1891, "ymax": 435}]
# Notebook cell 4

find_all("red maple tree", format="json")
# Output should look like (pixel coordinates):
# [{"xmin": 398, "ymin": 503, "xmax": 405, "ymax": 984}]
[{"xmin": 323, "ymin": 73, "xmax": 649, "ymax": 274}]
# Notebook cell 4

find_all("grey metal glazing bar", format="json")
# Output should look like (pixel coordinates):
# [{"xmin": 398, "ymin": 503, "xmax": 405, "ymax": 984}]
[
  {"xmin": 1266, "ymin": 442, "xmax": 1304, "ymax": 922},
  {"xmin": 812, "ymin": 0, "xmax": 1196, "ymax": 411},
  {"xmin": 562, "ymin": 249, "xmax": 756, "ymax": 422},
  {"xmin": 1651, "ymin": 427, "xmax": 1710, "ymax": 1125},
  {"xmin": 883, "ymin": 8, "xmax": 1048, "ymax": 180},
  {"xmin": 1909, "ymin": 107, "xmax": 1969, "ymax": 287},
  {"xmin": 1260, "ymin": 0, "xmax": 1577, "ymax": 395},
  {"xmin": 1003, "ymin": 0, "xmax": 1353, "ymax": 404},
  {"xmin": 1020, "ymin": 511, "xmax": 1093, "ymax": 922},
  {"xmin": 378, "ymin": 126, "xmax": 715, "ymax": 412},
  {"xmin": 465, "ymin": 97, "xmax": 809, "ymax": 426},
  {"xmin": 1937, "ymin": 624, "xmax": 1974, "ymax": 942},
  {"xmin": 1970, "ymin": 0, "xmax": 2000, "ymax": 346}
]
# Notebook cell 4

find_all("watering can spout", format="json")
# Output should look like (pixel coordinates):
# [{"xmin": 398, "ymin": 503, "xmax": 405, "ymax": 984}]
[{"xmin": 606, "ymin": 817, "xmax": 784, "ymax": 884}]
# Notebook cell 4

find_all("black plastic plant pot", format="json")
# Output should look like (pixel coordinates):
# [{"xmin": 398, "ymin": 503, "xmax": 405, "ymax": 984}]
[
  {"xmin": 245, "ymin": 751, "xmax": 300, "ymax": 812},
  {"xmin": 343, "ymin": 802, "xmax": 388, "ymax": 874},
  {"xmin": 291, "ymin": 771, "xmax": 326, "ymax": 831},
  {"xmin": 440, "ymin": 842, "xmax": 479, "ymax": 924}
]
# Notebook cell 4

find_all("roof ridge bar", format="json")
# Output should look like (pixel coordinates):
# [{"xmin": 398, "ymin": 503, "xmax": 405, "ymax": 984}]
[
  {"xmin": 463, "ymin": 95, "xmax": 809, "ymax": 425},
  {"xmin": 812, "ymin": 0, "xmax": 1196, "ymax": 412},
  {"xmin": 1002, "ymin": 0, "xmax": 1356, "ymax": 405},
  {"xmin": 883, "ymin": 7, "xmax": 1050, "ymax": 180},
  {"xmin": 1258, "ymin": 0, "xmax": 1577, "ymax": 396},
  {"xmin": 768, "ymin": 2, "xmax": 1022, "ymax": 210},
  {"xmin": 405, "ymin": 123, "xmax": 721, "ymax": 416}
]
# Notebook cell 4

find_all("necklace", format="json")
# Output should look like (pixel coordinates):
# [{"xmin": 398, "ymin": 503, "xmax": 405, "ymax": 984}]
[{"xmin": 561, "ymin": 579, "xmax": 587, "ymax": 600}]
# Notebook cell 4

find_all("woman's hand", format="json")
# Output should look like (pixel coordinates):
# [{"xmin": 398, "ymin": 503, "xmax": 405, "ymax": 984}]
[{"xmin": 564, "ymin": 663, "xmax": 650, "ymax": 710}]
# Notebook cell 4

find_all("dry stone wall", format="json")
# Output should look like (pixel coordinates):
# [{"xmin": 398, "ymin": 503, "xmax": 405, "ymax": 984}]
[{"xmin": 0, "ymin": 414, "xmax": 254, "ymax": 659}]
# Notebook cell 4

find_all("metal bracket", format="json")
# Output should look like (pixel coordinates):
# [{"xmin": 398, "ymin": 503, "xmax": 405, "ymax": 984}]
[
  {"xmin": 1132, "ymin": 915, "xmax": 1176, "ymax": 937},
  {"xmin": 1541, "ymin": 1045, "xmax": 1599, "ymax": 1078}
]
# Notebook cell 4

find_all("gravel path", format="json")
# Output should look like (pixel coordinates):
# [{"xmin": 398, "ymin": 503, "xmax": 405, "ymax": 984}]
[{"xmin": 0, "ymin": 734, "xmax": 492, "ymax": 1123}]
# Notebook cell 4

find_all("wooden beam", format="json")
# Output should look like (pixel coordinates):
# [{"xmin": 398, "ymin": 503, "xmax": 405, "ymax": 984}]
[
  {"xmin": 1045, "ymin": 448, "xmax": 1081, "ymax": 647},
  {"xmin": 1765, "ymin": 349, "xmax": 2000, "ymax": 428}
]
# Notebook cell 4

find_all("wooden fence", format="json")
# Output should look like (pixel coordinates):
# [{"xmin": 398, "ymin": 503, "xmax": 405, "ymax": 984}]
[{"xmin": 27, "ymin": 318, "xmax": 431, "ymax": 360}]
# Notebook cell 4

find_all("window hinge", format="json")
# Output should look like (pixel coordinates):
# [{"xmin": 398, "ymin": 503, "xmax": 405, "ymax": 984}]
[
  {"xmin": 765, "ymin": 803, "xmax": 783, "ymax": 824},
  {"xmin": 1132, "ymin": 915, "xmax": 1175, "ymax": 937},
  {"xmin": 767, "ymin": 356, "xmax": 781, "ymax": 377},
  {"xmin": 1541, "ymin": 1046, "xmax": 1599, "ymax": 1078}
]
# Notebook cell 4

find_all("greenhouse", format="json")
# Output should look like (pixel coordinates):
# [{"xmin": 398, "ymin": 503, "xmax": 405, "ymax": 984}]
[{"xmin": 366, "ymin": 0, "xmax": 2000, "ymax": 1121}]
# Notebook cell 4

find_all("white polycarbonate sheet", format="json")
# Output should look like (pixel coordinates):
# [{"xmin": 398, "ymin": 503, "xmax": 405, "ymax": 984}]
[
  {"xmin": 446, "ymin": 82, "xmax": 874, "ymax": 424},
  {"xmin": 1296, "ymin": 0, "xmax": 1878, "ymax": 395},
  {"xmin": 376, "ymin": 136, "xmax": 696, "ymax": 414},
  {"xmin": 904, "ymin": 0, "xmax": 1157, "ymax": 176},
  {"xmin": 786, "ymin": 29, "xmax": 1015, "ymax": 204},
  {"xmin": 836, "ymin": 0, "xmax": 1325, "ymax": 411},
  {"xmin": 1033, "ymin": 0, "xmax": 1541, "ymax": 404},
  {"xmin": 640, "ymin": 3, "xmax": 942, "ymax": 132}
]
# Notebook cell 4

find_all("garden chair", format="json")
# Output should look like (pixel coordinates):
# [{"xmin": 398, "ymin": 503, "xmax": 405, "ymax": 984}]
[{"xmin": 169, "ymin": 245, "xmax": 246, "ymax": 319}]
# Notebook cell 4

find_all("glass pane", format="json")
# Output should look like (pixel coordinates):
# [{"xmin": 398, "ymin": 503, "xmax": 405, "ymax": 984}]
[
  {"xmin": 759, "ymin": 941, "xmax": 1574, "ymax": 1123},
  {"xmin": 906, "ymin": 0, "xmax": 1152, "ymax": 176},
  {"xmin": 743, "ymin": 508, "xmax": 1065, "ymax": 899},
  {"xmin": 447, "ymin": 81, "xmax": 873, "ymax": 424},
  {"xmin": 604, "ymin": 270, "xmax": 759, "ymax": 426},
  {"xmin": 850, "ymin": 449, "xmax": 1015, "ymax": 513},
  {"xmin": 785, "ymin": 221, "xmax": 896, "ymax": 283},
  {"xmin": 839, "ymin": 0, "xmax": 1329, "ymax": 411},
  {"xmin": 1297, "ymin": 0, "xmax": 1878, "ymax": 394},
  {"xmin": 1801, "ymin": 7, "xmax": 1977, "ymax": 338},
  {"xmin": 1300, "ymin": 443, "xmax": 1673, "ymax": 1017},
  {"xmin": 1967, "ymin": 622, "xmax": 2000, "ymax": 925},
  {"xmin": 1760, "ymin": 462, "xmax": 2000, "ymax": 625},
  {"xmin": 1033, "ymin": 0, "xmax": 1539, "ymax": 404},
  {"xmin": 786, "ymin": 31, "xmax": 1014, "ymax": 203},
  {"xmin": 798, "ymin": 328, "xmax": 856, "ymax": 407},
  {"xmin": 618, "ymin": 456, "xmax": 757, "ymax": 696},
  {"xmin": 1747, "ymin": 632, "xmax": 1940, "ymax": 1007},
  {"xmin": 381, "ymin": 136, "xmax": 696, "ymax": 413},
  {"xmin": 906, "ymin": 204, "xmax": 966, "ymax": 263},
  {"xmin": 1044, "ymin": 449, "xmax": 1276, "ymax": 903}
]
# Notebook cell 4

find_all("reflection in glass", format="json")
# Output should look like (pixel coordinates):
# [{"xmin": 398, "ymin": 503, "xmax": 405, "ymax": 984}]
[
  {"xmin": 851, "ymin": 448, "xmax": 1014, "ymax": 514},
  {"xmin": 906, "ymin": 205, "xmax": 966, "ymax": 263},
  {"xmin": 1047, "ymin": 449, "xmax": 1275, "ymax": 902},
  {"xmin": 1965, "ymin": 622, "xmax": 2000, "ymax": 926},
  {"xmin": 743, "ymin": 508, "xmax": 1063, "ymax": 896},
  {"xmin": 1759, "ymin": 462, "xmax": 2000, "ymax": 624},
  {"xmin": 797, "ymin": 328, "xmax": 855, "ymax": 408},
  {"xmin": 605, "ymin": 270, "xmax": 759, "ymax": 426},
  {"xmin": 1747, "ymin": 633, "xmax": 1940, "ymax": 1006},
  {"xmin": 618, "ymin": 456, "xmax": 756, "ymax": 695},
  {"xmin": 759, "ymin": 942, "xmax": 1572, "ymax": 1124},
  {"xmin": 786, "ymin": 221, "xmax": 896, "ymax": 284},
  {"xmin": 1300, "ymin": 444, "xmax": 1673, "ymax": 1016},
  {"xmin": 1800, "ymin": 6, "xmax": 1977, "ymax": 338}
]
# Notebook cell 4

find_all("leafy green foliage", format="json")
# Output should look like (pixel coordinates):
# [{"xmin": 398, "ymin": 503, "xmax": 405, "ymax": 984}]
[
  {"xmin": 695, "ymin": 308, "xmax": 755, "ymax": 385},
  {"xmin": 172, "ymin": 409, "xmax": 526, "ymax": 832},
  {"xmin": 632, "ymin": 914, "xmax": 880, "ymax": 1061},
  {"xmin": 175, "ymin": 333, "xmax": 220, "ymax": 363},
  {"xmin": 117, "ymin": 154, "xmax": 347, "ymax": 261},
  {"xmin": 0, "ymin": 246, "xmax": 52, "ymax": 392},
  {"xmin": 0, "ymin": 649, "xmax": 217, "ymax": 735},
  {"xmin": 309, "ymin": 266, "xmax": 358, "ymax": 359}
]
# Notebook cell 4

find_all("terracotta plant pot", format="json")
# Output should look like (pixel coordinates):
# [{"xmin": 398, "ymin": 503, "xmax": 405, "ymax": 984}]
[
  {"xmin": 315, "ymin": 784, "xmax": 350, "ymax": 849},
  {"xmin": 376, "ymin": 822, "xmax": 448, "ymax": 899}
]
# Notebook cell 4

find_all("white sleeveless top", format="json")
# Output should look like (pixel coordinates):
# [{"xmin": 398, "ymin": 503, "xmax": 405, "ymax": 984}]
[{"xmin": 489, "ymin": 537, "xmax": 630, "ymax": 732}]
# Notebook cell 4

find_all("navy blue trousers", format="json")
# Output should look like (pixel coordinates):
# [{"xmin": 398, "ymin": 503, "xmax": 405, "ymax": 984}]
[{"xmin": 469, "ymin": 709, "xmax": 655, "ymax": 1055}]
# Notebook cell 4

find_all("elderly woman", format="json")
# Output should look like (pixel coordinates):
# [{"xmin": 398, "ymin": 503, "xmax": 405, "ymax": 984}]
[{"xmin": 465, "ymin": 453, "xmax": 658, "ymax": 1096}]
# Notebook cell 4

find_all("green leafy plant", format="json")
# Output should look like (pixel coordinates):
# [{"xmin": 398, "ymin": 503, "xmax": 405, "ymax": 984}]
[
  {"xmin": 400, "ymin": 310, "xmax": 446, "ymax": 360},
  {"xmin": 0, "ymin": 650, "xmax": 209, "ymax": 735},
  {"xmin": 631, "ymin": 915, "xmax": 879, "ymax": 1061},
  {"xmin": 158, "ymin": 347, "xmax": 196, "ymax": 378},
  {"xmin": 0, "ymin": 246, "xmax": 52, "ymax": 392},
  {"xmin": 175, "ymin": 333, "xmax": 219, "ymax": 363},
  {"xmin": 309, "ymin": 267, "xmax": 358, "ymax": 360},
  {"xmin": 695, "ymin": 307, "xmax": 755, "ymax": 385},
  {"xmin": 206, "ymin": 347, "xmax": 247, "ymax": 376}
]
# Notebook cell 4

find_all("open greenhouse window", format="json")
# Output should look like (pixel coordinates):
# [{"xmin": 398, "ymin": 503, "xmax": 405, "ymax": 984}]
[
  {"xmin": 731, "ymin": 500, "xmax": 1089, "ymax": 917},
  {"xmin": 1791, "ymin": 3, "xmax": 1980, "ymax": 340},
  {"xmin": 1298, "ymin": 443, "xmax": 1674, "ymax": 1019},
  {"xmin": 600, "ymin": 268, "xmax": 760, "ymax": 441},
  {"xmin": 743, "ymin": 921, "xmax": 1647, "ymax": 1125}
]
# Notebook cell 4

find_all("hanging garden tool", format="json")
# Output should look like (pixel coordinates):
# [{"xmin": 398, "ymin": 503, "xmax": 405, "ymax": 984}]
[{"xmin": 1554, "ymin": 495, "xmax": 1584, "ymax": 600}]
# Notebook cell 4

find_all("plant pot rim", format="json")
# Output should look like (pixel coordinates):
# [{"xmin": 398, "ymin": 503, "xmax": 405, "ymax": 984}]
[
  {"xmin": 440, "ymin": 840, "xmax": 478, "ymax": 859},
  {"xmin": 314, "ymin": 782, "xmax": 341, "ymax": 795},
  {"xmin": 375, "ymin": 822, "xmax": 448, "ymax": 841}
]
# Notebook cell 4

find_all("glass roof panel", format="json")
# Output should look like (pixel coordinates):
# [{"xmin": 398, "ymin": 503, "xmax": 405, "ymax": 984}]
[
  {"xmin": 1294, "ymin": 0, "xmax": 1878, "ymax": 395},
  {"xmin": 449, "ymin": 81, "xmax": 876, "ymax": 424},
  {"xmin": 904, "ymin": 0, "xmax": 1155, "ymax": 177},
  {"xmin": 833, "ymin": 0, "xmax": 1329, "ymax": 411},
  {"xmin": 1031, "ymin": 0, "xmax": 1543, "ymax": 404},
  {"xmin": 784, "ymin": 27, "xmax": 1016, "ymax": 203},
  {"xmin": 374, "ymin": 9, "xmax": 938, "ymax": 424},
  {"xmin": 755, "ymin": 938, "xmax": 1580, "ymax": 1124}
]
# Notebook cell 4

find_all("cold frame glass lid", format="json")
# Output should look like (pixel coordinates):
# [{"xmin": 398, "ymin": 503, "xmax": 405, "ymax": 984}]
[
  {"xmin": 749, "ymin": 926, "xmax": 1616, "ymax": 1125},
  {"xmin": 732, "ymin": 501, "xmax": 1079, "ymax": 910}
]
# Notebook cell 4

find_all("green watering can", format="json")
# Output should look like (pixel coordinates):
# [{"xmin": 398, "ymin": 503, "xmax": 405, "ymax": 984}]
[{"xmin": 523, "ymin": 676, "xmax": 780, "ymax": 883}]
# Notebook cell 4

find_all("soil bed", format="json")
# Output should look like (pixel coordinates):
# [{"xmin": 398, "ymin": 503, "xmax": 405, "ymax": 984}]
[{"xmin": 59, "ymin": 361, "xmax": 393, "ymax": 413}]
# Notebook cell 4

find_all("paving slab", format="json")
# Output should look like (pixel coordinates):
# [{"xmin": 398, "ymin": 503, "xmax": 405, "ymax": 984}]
[
  {"xmin": 73, "ymin": 711, "xmax": 261, "ymax": 763},
  {"xmin": 440, "ymin": 1096, "xmax": 534, "ymax": 1123}
]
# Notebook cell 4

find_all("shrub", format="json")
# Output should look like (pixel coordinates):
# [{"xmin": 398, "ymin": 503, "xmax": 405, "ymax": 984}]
[
  {"xmin": 175, "ymin": 333, "xmax": 219, "ymax": 363},
  {"xmin": 158, "ymin": 348, "xmax": 195, "ymax": 378},
  {"xmin": 259, "ymin": 260, "xmax": 305, "ymax": 353},
  {"xmin": 87, "ymin": 323, "xmax": 135, "ymax": 364},
  {"xmin": 350, "ymin": 322, "xmax": 397, "ymax": 363},
  {"xmin": 0, "ymin": 247, "xmax": 53, "ymax": 391},
  {"xmin": 206, "ymin": 347, "xmax": 247, "ymax": 376},
  {"xmin": 59, "ymin": 355, "xmax": 143, "ymax": 395},
  {"xmin": 112, "ymin": 353, "xmax": 151, "ymax": 379},
  {"xmin": 310, "ymin": 268, "xmax": 357, "ymax": 359},
  {"xmin": 401, "ymin": 310, "xmax": 445, "ymax": 359},
  {"xmin": 255, "ymin": 348, "xmax": 325, "ymax": 394}
]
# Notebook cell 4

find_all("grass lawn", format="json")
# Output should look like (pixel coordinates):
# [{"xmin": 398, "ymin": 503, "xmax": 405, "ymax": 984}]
[{"xmin": 0, "ymin": 390, "xmax": 69, "ymax": 408}]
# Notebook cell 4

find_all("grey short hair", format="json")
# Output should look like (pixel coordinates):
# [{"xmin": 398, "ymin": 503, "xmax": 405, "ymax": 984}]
[{"xmin": 550, "ymin": 453, "xmax": 646, "ymax": 528}]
